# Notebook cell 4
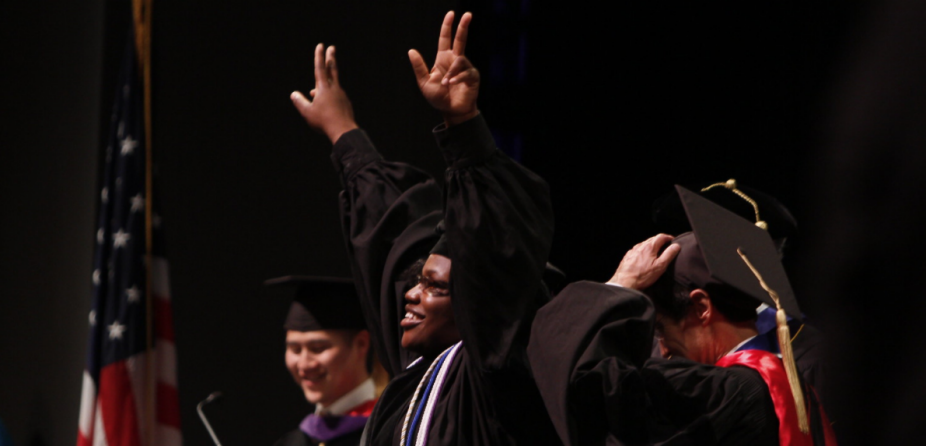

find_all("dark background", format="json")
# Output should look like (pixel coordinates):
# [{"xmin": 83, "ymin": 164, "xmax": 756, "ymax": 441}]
[{"xmin": 5, "ymin": 0, "xmax": 926, "ymax": 445}]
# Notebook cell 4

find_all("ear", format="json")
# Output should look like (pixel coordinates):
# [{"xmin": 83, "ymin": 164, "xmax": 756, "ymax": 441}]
[
  {"xmin": 353, "ymin": 330, "xmax": 371, "ymax": 355},
  {"xmin": 688, "ymin": 289, "xmax": 713, "ymax": 326}
]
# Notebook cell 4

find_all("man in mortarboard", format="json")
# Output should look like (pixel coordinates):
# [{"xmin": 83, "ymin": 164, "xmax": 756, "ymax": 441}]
[
  {"xmin": 651, "ymin": 179, "xmax": 828, "ymax": 401},
  {"xmin": 267, "ymin": 276, "xmax": 377, "ymax": 446},
  {"xmin": 528, "ymin": 186, "xmax": 837, "ymax": 446}
]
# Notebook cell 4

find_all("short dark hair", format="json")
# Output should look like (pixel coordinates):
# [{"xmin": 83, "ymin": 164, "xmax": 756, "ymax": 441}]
[
  {"xmin": 336, "ymin": 328, "xmax": 375, "ymax": 374},
  {"xmin": 647, "ymin": 273, "xmax": 758, "ymax": 323}
]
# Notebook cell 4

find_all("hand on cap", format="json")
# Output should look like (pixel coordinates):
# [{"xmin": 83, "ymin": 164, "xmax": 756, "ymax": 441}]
[
  {"xmin": 608, "ymin": 234, "xmax": 681, "ymax": 290},
  {"xmin": 291, "ymin": 44, "xmax": 358, "ymax": 144},
  {"xmin": 408, "ymin": 11, "xmax": 480, "ymax": 127}
]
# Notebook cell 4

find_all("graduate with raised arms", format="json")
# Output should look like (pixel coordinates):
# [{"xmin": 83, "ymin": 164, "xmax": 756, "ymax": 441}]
[{"xmin": 289, "ymin": 11, "xmax": 561, "ymax": 446}]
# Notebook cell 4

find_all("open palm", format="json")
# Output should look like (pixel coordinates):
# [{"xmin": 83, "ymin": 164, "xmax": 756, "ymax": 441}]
[{"xmin": 409, "ymin": 11, "xmax": 480, "ymax": 125}]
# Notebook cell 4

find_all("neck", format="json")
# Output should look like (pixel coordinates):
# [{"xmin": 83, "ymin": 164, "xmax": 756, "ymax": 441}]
[
  {"xmin": 708, "ymin": 320, "xmax": 758, "ymax": 363},
  {"xmin": 315, "ymin": 376, "xmax": 374, "ymax": 416},
  {"xmin": 415, "ymin": 339, "xmax": 460, "ymax": 360}
]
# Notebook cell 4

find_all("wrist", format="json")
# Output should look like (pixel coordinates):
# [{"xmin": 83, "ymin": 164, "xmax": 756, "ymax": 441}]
[
  {"xmin": 327, "ymin": 122, "xmax": 359, "ymax": 145},
  {"xmin": 608, "ymin": 274, "xmax": 634, "ymax": 290},
  {"xmin": 442, "ymin": 109, "xmax": 479, "ymax": 127}
]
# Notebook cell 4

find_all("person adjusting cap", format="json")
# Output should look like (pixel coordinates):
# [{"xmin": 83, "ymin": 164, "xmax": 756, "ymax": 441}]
[{"xmin": 674, "ymin": 184, "xmax": 809, "ymax": 433}]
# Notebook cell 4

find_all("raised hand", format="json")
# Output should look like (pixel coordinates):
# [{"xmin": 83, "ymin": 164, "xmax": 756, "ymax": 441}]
[
  {"xmin": 409, "ymin": 11, "xmax": 480, "ymax": 126},
  {"xmin": 608, "ymin": 234, "xmax": 681, "ymax": 290},
  {"xmin": 291, "ymin": 44, "xmax": 358, "ymax": 144}
]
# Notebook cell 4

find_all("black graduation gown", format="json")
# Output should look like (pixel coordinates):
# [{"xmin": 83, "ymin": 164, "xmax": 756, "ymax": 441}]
[
  {"xmin": 331, "ymin": 115, "xmax": 560, "ymax": 445},
  {"xmin": 273, "ymin": 428, "xmax": 363, "ymax": 446},
  {"xmin": 528, "ymin": 281, "xmax": 838, "ymax": 446}
]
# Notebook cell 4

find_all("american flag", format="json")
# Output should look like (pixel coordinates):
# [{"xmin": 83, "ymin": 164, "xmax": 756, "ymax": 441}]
[{"xmin": 77, "ymin": 32, "xmax": 181, "ymax": 446}]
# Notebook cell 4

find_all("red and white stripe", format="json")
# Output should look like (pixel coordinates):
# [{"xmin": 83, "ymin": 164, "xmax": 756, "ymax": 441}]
[{"xmin": 77, "ymin": 257, "xmax": 181, "ymax": 446}]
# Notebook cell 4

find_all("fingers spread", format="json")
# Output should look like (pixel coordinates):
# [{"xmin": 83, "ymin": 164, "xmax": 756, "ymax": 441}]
[
  {"xmin": 314, "ymin": 43, "xmax": 328, "ymax": 90},
  {"xmin": 326, "ymin": 45, "xmax": 339, "ymax": 85},
  {"xmin": 408, "ymin": 49, "xmax": 430, "ymax": 84},
  {"xmin": 453, "ymin": 12, "xmax": 472, "ymax": 55},
  {"xmin": 438, "ymin": 11, "xmax": 455, "ymax": 52}
]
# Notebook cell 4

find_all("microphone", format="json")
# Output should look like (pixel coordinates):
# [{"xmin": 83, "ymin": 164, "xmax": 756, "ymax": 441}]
[{"xmin": 196, "ymin": 391, "xmax": 224, "ymax": 446}]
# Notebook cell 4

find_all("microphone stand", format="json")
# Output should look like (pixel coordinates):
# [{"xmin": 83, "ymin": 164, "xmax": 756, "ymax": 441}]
[{"xmin": 196, "ymin": 392, "xmax": 224, "ymax": 446}]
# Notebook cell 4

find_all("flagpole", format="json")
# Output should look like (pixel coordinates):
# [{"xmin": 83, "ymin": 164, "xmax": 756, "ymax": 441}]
[{"xmin": 131, "ymin": 0, "xmax": 157, "ymax": 443}]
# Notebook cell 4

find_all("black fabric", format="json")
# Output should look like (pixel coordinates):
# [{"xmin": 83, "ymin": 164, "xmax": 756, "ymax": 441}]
[
  {"xmin": 332, "ymin": 114, "xmax": 559, "ymax": 445},
  {"xmin": 265, "ymin": 276, "xmax": 365, "ymax": 331},
  {"xmin": 273, "ymin": 428, "xmax": 363, "ymax": 446},
  {"xmin": 529, "ymin": 281, "xmax": 833, "ymax": 446},
  {"xmin": 332, "ymin": 128, "xmax": 443, "ymax": 376}
]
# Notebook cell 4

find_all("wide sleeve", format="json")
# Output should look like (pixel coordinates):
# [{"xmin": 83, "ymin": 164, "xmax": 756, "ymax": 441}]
[
  {"xmin": 528, "ymin": 281, "xmax": 779, "ymax": 446},
  {"xmin": 528, "ymin": 281, "xmax": 657, "ymax": 446},
  {"xmin": 434, "ymin": 114, "xmax": 555, "ymax": 371},
  {"xmin": 332, "ymin": 129, "xmax": 444, "ymax": 377}
]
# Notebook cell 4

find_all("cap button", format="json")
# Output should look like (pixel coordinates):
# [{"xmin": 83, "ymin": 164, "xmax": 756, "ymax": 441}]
[
  {"xmin": 756, "ymin": 220, "xmax": 768, "ymax": 230},
  {"xmin": 725, "ymin": 179, "xmax": 738, "ymax": 189}
]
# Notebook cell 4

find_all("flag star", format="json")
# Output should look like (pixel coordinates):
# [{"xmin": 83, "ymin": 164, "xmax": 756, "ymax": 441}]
[
  {"xmin": 126, "ymin": 285, "xmax": 141, "ymax": 303},
  {"xmin": 92, "ymin": 269, "xmax": 101, "ymax": 285},
  {"xmin": 89, "ymin": 310, "xmax": 97, "ymax": 326},
  {"xmin": 121, "ymin": 136, "xmax": 138, "ymax": 155},
  {"xmin": 101, "ymin": 187, "xmax": 109, "ymax": 203},
  {"xmin": 130, "ymin": 194, "xmax": 145, "ymax": 213},
  {"xmin": 113, "ymin": 229, "xmax": 131, "ymax": 248},
  {"xmin": 108, "ymin": 321, "xmax": 126, "ymax": 340},
  {"xmin": 97, "ymin": 228, "xmax": 105, "ymax": 244}
]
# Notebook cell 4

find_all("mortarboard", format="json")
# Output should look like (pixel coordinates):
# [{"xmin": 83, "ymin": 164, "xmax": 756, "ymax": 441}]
[
  {"xmin": 653, "ymin": 179, "xmax": 798, "ymax": 245},
  {"xmin": 675, "ymin": 184, "xmax": 810, "ymax": 433},
  {"xmin": 264, "ymin": 276, "xmax": 366, "ymax": 331},
  {"xmin": 676, "ymin": 185, "xmax": 802, "ymax": 319}
]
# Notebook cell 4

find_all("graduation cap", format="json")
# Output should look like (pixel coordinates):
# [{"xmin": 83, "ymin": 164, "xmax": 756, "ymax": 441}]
[
  {"xmin": 264, "ymin": 276, "xmax": 366, "ymax": 331},
  {"xmin": 675, "ymin": 185, "xmax": 810, "ymax": 433},
  {"xmin": 676, "ymin": 185, "xmax": 802, "ymax": 319},
  {"xmin": 653, "ymin": 179, "xmax": 797, "ymax": 249}
]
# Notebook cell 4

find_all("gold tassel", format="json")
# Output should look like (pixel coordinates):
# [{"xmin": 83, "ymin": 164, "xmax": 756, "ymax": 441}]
[
  {"xmin": 702, "ymin": 179, "xmax": 768, "ymax": 231},
  {"xmin": 737, "ymin": 249, "xmax": 810, "ymax": 434}
]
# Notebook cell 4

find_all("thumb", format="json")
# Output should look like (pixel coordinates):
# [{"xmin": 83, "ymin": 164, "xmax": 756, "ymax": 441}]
[
  {"xmin": 408, "ymin": 49, "xmax": 430, "ymax": 85},
  {"xmin": 291, "ymin": 91, "xmax": 311, "ymax": 112}
]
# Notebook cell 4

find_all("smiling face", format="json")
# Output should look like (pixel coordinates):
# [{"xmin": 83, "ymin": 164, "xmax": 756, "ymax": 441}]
[
  {"xmin": 284, "ymin": 329, "xmax": 370, "ymax": 407},
  {"xmin": 400, "ymin": 254, "xmax": 460, "ymax": 357}
]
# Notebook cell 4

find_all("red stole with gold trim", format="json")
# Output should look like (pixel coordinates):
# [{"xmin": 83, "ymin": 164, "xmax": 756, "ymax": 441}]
[{"xmin": 716, "ymin": 350, "xmax": 836, "ymax": 446}]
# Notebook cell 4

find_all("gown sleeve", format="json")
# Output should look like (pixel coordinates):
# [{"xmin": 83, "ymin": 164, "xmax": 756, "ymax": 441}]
[
  {"xmin": 331, "ymin": 129, "xmax": 444, "ymax": 377},
  {"xmin": 528, "ymin": 281, "xmax": 779, "ymax": 446},
  {"xmin": 434, "ymin": 114, "xmax": 555, "ymax": 371}
]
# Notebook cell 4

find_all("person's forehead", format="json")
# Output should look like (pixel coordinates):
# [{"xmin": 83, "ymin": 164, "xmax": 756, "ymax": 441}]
[{"xmin": 423, "ymin": 254, "xmax": 451, "ymax": 278}]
